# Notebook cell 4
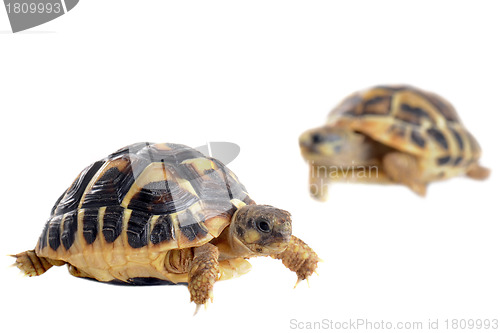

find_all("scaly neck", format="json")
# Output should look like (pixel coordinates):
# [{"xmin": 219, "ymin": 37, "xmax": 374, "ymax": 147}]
[{"xmin": 211, "ymin": 222, "xmax": 253, "ymax": 261}]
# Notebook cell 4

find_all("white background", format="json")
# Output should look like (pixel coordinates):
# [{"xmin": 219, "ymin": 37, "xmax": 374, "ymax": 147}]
[{"xmin": 1, "ymin": 1, "xmax": 499, "ymax": 332}]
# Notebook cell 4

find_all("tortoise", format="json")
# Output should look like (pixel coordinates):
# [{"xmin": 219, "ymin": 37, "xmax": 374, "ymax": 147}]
[
  {"xmin": 13, "ymin": 142, "xmax": 319, "ymax": 308},
  {"xmin": 299, "ymin": 85, "xmax": 490, "ymax": 200}
]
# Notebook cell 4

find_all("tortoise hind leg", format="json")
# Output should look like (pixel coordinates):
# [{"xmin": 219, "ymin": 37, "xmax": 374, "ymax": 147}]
[
  {"xmin": 12, "ymin": 250, "xmax": 65, "ymax": 277},
  {"xmin": 466, "ymin": 163, "xmax": 490, "ymax": 180},
  {"xmin": 382, "ymin": 152, "xmax": 427, "ymax": 196}
]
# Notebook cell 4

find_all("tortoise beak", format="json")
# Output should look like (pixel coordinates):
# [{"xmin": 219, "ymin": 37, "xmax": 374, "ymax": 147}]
[
  {"xmin": 299, "ymin": 132, "xmax": 313, "ymax": 150},
  {"xmin": 272, "ymin": 219, "xmax": 292, "ymax": 248}
]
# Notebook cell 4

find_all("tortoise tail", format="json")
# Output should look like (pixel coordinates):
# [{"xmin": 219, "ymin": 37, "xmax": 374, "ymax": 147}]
[
  {"xmin": 12, "ymin": 250, "xmax": 55, "ymax": 276},
  {"xmin": 466, "ymin": 163, "xmax": 491, "ymax": 180}
]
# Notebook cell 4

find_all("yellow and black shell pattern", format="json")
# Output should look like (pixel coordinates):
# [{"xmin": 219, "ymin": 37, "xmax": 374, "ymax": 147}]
[
  {"xmin": 36, "ymin": 142, "xmax": 254, "ymax": 262},
  {"xmin": 327, "ymin": 85, "xmax": 482, "ymax": 169}
]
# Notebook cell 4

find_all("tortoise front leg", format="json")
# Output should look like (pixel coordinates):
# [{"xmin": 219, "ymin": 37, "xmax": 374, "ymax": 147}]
[
  {"xmin": 272, "ymin": 235, "xmax": 319, "ymax": 286},
  {"xmin": 188, "ymin": 243, "xmax": 220, "ymax": 307},
  {"xmin": 382, "ymin": 152, "xmax": 427, "ymax": 196}
]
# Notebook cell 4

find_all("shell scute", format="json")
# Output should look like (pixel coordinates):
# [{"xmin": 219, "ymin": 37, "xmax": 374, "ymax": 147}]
[
  {"xmin": 102, "ymin": 206, "xmax": 124, "ymax": 243},
  {"xmin": 409, "ymin": 129, "xmax": 426, "ymax": 148},
  {"xmin": 427, "ymin": 128, "xmax": 449, "ymax": 150},
  {"xmin": 48, "ymin": 216, "xmax": 62, "ymax": 251},
  {"xmin": 60, "ymin": 212, "xmax": 78, "ymax": 250},
  {"xmin": 150, "ymin": 214, "xmax": 175, "ymax": 245},
  {"xmin": 80, "ymin": 156, "xmax": 134, "ymax": 209},
  {"xmin": 54, "ymin": 160, "xmax": 105, "ymax": 215},
  {"xmin": 126, "ymin": 209, "xmax": 151, "ymax": 249},
  {"xmin": 82, "ymin": 208, "xmax": 99, "ymax": 245},
  {"xmin": 177, "ymin": 208, "xmax": 210, "ymax": 245}
]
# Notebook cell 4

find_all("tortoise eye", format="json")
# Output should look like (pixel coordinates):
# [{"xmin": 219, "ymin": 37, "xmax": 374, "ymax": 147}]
[
  {"xmin": 256, "ymin": 219, "xmax": 272, "ymax": 233},
  {"xmin": 311, "ymin": 133, "xmax": 323, "ymax": 144}
]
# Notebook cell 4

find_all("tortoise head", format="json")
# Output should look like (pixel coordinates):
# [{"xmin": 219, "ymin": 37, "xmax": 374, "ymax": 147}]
[
  {"xmin": 299, "ymin": 126, "xmax": 368, "ymax": 166},
  {"xmin": 230, "ymin": 205, "xmax": 292, "ymax": 256}
]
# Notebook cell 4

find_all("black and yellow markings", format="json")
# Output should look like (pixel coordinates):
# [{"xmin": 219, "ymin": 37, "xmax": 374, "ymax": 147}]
[
  {"xmin": 126, "ymin": 209, "xmax": 151, "ymax": 248},
  {"xmin": 410, "ymin": 130, "xmax": 426, "ymax": 148},
  {"xmin": 82, "ymin": 208, "xmax": 99, "ymax": 245},
  {"xmin": 81, "ymin": 142, "xmax": 203, "ymax": 212},
  {"xmin": 38, "ymin": 212, "xmax": 77, "ymax": 251},
  {"xmin": 150, "ymin": 214, "xmax": 175, "ymax": 244},
  {"xmin": 102, "ymin": 206, "xmax": 124, "ymax": 243},
  {"xmin": 453, "ymin": 157, "xmax": 463, "ymax": 166},
  {"xmin": 449, "ymin": 127, "xmax": 465, "ymax": 152},
  {"xmin": 437, "ymin": 156, "xmax": 452, "ymax": 166},
  {"xmin": 176, "ymin": 158, "xmax": 213, "ymax": 183},
  {"xmin": 396, "ymin": 103, "xmax": 432, "ymax": 125},
  {"xmin": 121, "ymin": 161, "xmax": 194, "ymax": 214},
  {"xmin": 433, "ymin": 127, "xmax": 469, "ymax": 167},
  {"xmin": 61, "ymin": 212, "xmax": 78, "ymax": 250},
  {"xmin": 362, "ymin": 95, "xmax": 393, "ymax": 116},
  {"xmin": 81, "ymin": 158, "xmax": 132, "ymax": 208},
  {"xmin": 128, "ymin": 179, "xmax": 172, "ymax": 213},
  {"xmin": 128, "ymin": 179, "xmax": 199, "ymax": 215},
  {"xmin": 181, "ymin": 164, "xmax": 233, "ymax": 203},
  {"xmin": 48, "ymin": 216, "xmax": 62, "ymax": 251},
  {"xmin": 427, "ymin": 128, "xmax": 449, "ymax": 149},
  {"xmin": 176, "ymin": 163, "xmax": 208, "ymax": 196},
  {"xmin": 177, "ymin": 158, "xmax": 232, "ymax": 200},
  {"xmin": 167, "ymin": 146, "xmax": 204, "ymax": 164},
  {"xmin": 54, "ymin": 160, "xmax": 105, "ymax": 215},
  {"xmin": 177, "ymin": 209, "xmax": 208, "ymax": 242}
]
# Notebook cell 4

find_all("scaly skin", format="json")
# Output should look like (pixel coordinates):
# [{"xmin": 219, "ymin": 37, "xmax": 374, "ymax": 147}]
[
  {"xmin": 12, "ymin": 250, "xmax": 64, "ymax": 276},
  {"xmin": 272, "ymin": 236, "xmax": 319, "ymax": 283},
  {"xmin": 188, "ymin": 243, "xmax": 220, "ymax": 305}
]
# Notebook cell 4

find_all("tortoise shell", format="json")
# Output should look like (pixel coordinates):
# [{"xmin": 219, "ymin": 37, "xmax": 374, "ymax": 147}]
[
  {"xmin": 36, "ymin": 142, "xmax": 254, "ymax": 263},
  {"xmin": 327, "ymin": 85, "xmax": 482, "ymax": 168}
]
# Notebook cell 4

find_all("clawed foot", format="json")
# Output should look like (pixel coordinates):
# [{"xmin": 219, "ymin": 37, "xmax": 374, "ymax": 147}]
[
  {"xmin": 188, "ymin": 244, "xmax": 220, "ymax": 314},
  {"xmin": 294, "ymin": 259, "xmax": 322, "ymax": 288},
  {"xmin": 272, "ymin": 236, "xmax": 320, "ymax": 287}
]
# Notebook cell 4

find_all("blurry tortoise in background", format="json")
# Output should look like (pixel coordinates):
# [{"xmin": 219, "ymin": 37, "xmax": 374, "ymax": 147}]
[
  {"xmin": 300, "ymin": 85, "xmax": 490, "ymax": 200},
  {"xmin": 13, "ymin": 142, "xmax": 319, "ymax": 309}
]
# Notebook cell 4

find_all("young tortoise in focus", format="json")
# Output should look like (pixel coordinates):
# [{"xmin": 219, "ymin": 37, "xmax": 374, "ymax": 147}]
[
  {"xmin": 300, "ymin": 85, "xmax": 490, "ymax": 200},
  {"xmin": 13, "ymin": 142, "xmax": 319, "ymax": 309}
]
